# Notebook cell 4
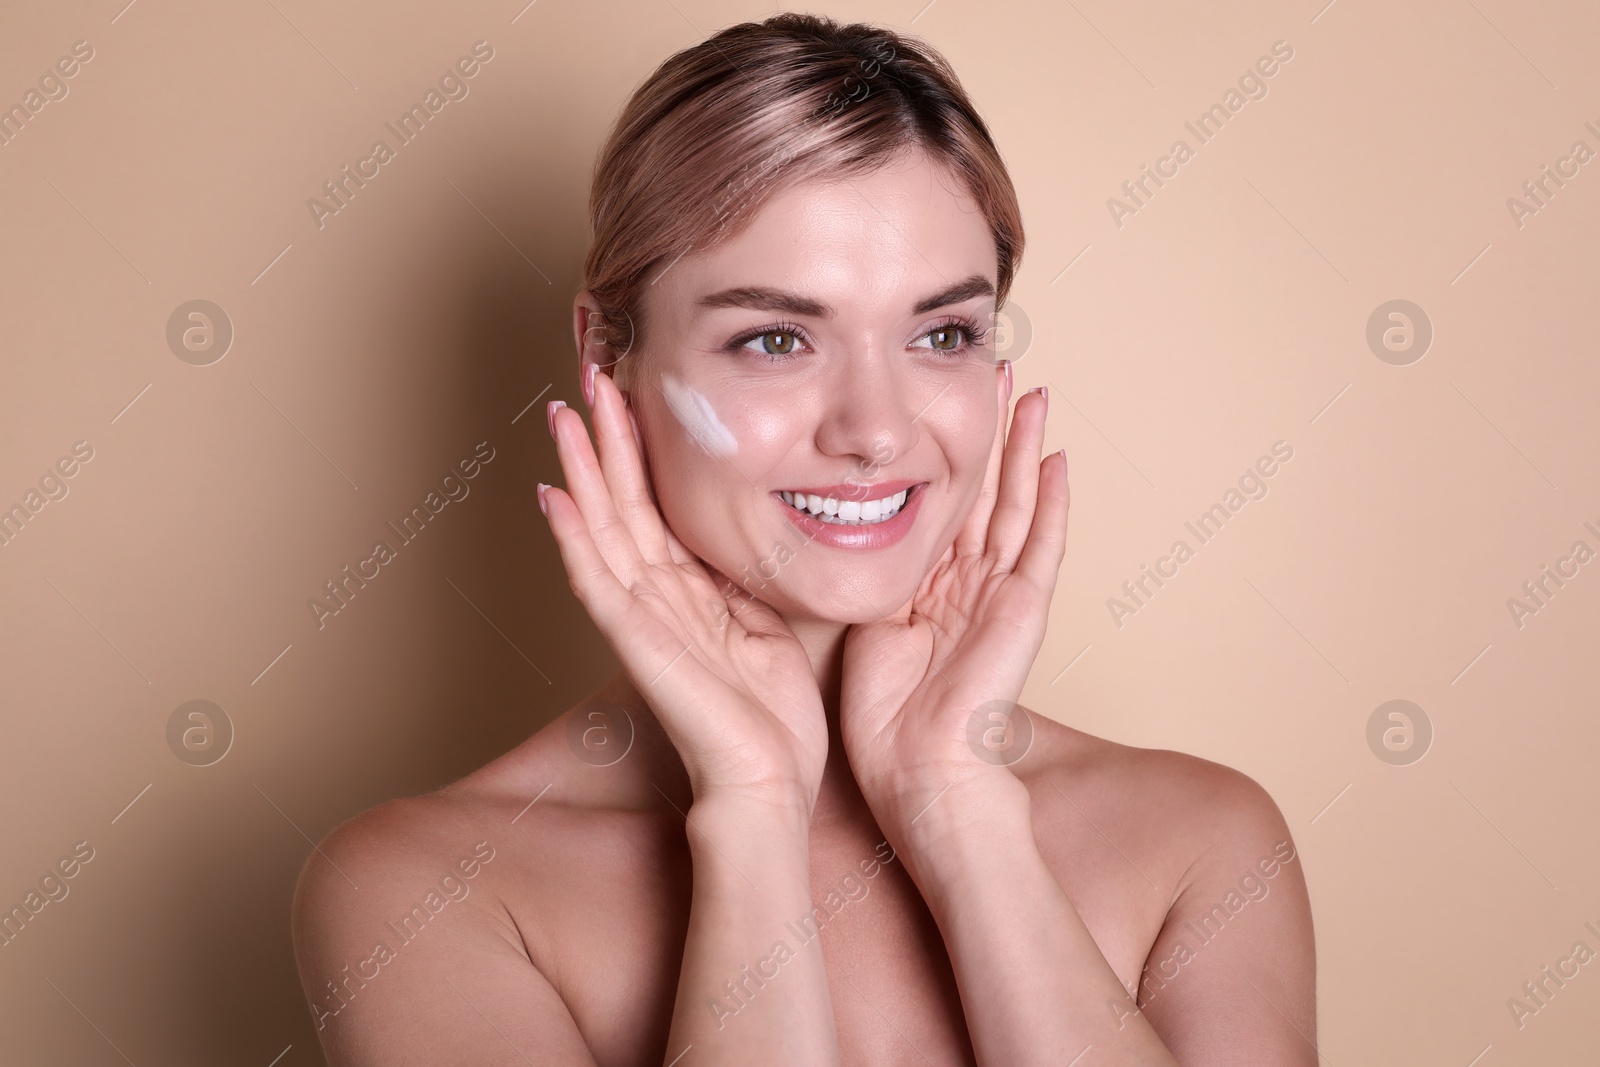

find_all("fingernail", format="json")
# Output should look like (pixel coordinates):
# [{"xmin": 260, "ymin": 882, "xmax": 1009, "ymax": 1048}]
[
  {"xmin": 547, "ymin": 399, "xmax": 566, "ymax": 439},
  {"xmin": 536, "ymin": 482, "xmax": 549, "ymax": 515},
  {"xmin": 582, "ymin": 362, "xmax": 596, "ymax": 407},
  {"xmin": 1003, "ymin": 360, "xmax": 1013, "ymax": 394}
]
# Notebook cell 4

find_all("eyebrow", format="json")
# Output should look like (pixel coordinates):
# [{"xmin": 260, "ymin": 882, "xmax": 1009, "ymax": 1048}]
[{"xmin": 696, "ymin": 272, "xmax": 995, "ymax": 319}]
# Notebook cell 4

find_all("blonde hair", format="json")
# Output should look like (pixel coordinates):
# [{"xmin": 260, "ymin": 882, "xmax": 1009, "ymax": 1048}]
[{"xmin": 582, "ymin": 12, "xmax": 1025, "ymax": 375}]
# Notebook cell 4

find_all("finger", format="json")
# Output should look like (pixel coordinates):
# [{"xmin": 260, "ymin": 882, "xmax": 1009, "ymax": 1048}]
[
  {"xmin": 592, "ymin": 369, "xmax": 672, "ymax": 566},
  {"xmin": 545, "ymin": 482, "xmax": 727, "ymax": 717},
  {"xmin": 538, "ymin": 482, "xmax": 638, "ymax": 627},
  {"xmin": 551, "ymin": 400, "xmax": 649, "ymax": 586},
  {"xmin": 1013, "ymin": 449, "xmax": 1071, "ymax": 596},
  {"xmin": 986, "ymin": 386, "xmax": 1049, "ymax": 567},
  {"xmin": 703, "ymin": 562, "xmax": 786, "ymax": 638},
  {"xmin": 661, "ymin": 518, "xmax": 701, "ymax": 567},
  {"xmin": 953, "ymin": 364, "xmax": 1011, "ymax": 558}
]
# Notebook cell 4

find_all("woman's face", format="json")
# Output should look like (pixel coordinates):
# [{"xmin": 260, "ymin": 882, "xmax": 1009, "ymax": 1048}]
[{"xmin": 588, "ymin": 149, "xmax": 1006, "ymax": 624}]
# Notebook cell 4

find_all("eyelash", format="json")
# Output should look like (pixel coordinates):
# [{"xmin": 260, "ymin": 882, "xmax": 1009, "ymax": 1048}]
[{"xmin": 724, "ymin": 315, "xmax": 991, "ymax": 363}]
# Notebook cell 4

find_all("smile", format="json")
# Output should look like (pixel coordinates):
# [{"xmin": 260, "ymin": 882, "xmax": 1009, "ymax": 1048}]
[
  {"xmin": 778, "ymin": 487, "xmax": 911, "ymax": 525},
  {"xmin": 771, "ymin": 479, "xmax": 928, "ymax": 550}
]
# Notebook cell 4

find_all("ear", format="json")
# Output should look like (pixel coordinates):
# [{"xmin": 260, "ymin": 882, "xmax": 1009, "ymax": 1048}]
[
  {"xmin": 573, "ymin": 290, "xmax": 636, "ymax": 392},
  {"xmin": 574, "ymin": 291, "xmax": 648, "ymax": 460},
  {"xmin": 573, "ymin": 290, "xmax": 607, "ymax": 387}
]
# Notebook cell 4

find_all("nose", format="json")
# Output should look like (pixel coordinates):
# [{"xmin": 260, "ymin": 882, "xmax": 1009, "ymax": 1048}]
[{"xmin": 812, "ymin": 343, "xmax": 919, "ymax": 470}]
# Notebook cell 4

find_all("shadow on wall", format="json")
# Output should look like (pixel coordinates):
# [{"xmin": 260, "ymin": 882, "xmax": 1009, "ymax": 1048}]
[{"xmin": 179, "ymin": 158, "xmax": 618, "ymax": 1059}]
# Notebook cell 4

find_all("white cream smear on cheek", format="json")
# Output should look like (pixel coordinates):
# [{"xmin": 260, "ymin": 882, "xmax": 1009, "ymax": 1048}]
[{"xmin": 659, "ymin": 371, "xmax": 739, "ymax": 456}]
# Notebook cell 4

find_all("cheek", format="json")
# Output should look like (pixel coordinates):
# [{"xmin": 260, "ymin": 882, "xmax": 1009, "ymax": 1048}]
[
  {"xmin": 637, "ymin": 380, "xmax": 771, "ymax": 547},
  {"xmin": 652, "ymin": 372, "xmax": 799, "ymax": 479},
  {"xmin": 929, "ymin": 386, "xmax": 998, "ymax": 472},
  {"xmin": 659, "ymin": 371, "xmax": 738, "ymax": 456}
]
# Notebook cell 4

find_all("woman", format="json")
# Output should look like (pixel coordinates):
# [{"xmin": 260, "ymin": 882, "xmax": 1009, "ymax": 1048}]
[{"xmin": 292, "ymin": 14, "xmax": 1315, "ymax": 1065}]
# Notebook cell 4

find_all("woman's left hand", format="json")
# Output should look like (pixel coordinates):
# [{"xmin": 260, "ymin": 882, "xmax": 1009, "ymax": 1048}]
[{"xmin": 839, "ymin": 378, "xmax": 1070, "ymax": 834}]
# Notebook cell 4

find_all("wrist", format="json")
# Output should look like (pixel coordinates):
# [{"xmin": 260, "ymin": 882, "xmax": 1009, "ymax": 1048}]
[
  {"xmin": 873, "ymin": 764, "xmax": 1028, "ymax": 840},
  {"xmin": 883, "ymin": 773, "xmax": 1035, "ymax": 887},
  {"xmin": 688, "ymin": 784, "xmax": 814, "ymax": 836}
]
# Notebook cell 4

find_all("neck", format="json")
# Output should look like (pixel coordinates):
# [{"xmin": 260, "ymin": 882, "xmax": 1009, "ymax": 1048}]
[{"xmin": 787, "ymin": 616, "xmax": 870, "ymax": 830}]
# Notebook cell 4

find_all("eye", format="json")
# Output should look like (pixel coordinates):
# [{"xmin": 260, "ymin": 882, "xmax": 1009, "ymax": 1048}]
[
  {"xmin": 746, "ymin": 329, "xmax": 801, "ymax": 357},
  {"xmin": 912, "ymin": 315, "xmax": 989, "ymax": 356},
  {"xmin": 725, "ymin": 320, "xmax": 811, "ymax": 362}
]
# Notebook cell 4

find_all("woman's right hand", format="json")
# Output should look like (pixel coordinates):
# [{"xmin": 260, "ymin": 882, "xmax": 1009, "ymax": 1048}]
[{"xmin": 539, "ymin": 365, "xmax": 828, "ymax": 812}]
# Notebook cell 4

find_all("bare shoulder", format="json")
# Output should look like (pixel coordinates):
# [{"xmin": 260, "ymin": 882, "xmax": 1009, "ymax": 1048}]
[
  {"xmin": 1016, "ymin": 710, "xmax": 1296, "ymax": 883},
  {"xmin": 289, "ymin": 700, "xmax": 638, "ymax": 967},
  {"xmin": 1016, "ymin": 711, "xmax": 1317, "ymax": 1062},
  {"xmin": 289, "ymin": 738, "xmax": 542, "ymax": 928},
  {"xmin": 287, "ymin": 709, "xmax": 644, "ymax": 1064},
  {"xmin": 287, "ymin": 783, "xmax": 526, "ymax": 1021},
  {"xmin": 289, "ymin": 787, "xmax": 506, "ymax": 936}
]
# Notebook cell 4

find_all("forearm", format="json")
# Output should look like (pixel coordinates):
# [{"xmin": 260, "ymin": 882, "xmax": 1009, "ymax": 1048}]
[
  {"xmin": 894, "ymin": 776, "xmax": 1179, "ymax": 1067},
  {"xmin": 664, "ymin": 791, "xmax": 841, "ymax": 1066}
]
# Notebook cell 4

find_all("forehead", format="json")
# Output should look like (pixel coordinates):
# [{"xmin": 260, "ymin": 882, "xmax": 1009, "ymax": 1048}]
[{"xmin": 669, "ymin": 150, "xmax": 997, "ymax": 315}]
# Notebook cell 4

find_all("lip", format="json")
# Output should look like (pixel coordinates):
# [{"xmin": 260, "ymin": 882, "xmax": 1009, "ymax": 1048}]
[{"xmin": 773, "ymin": 481, "xmax": 929, "ymax": 549}]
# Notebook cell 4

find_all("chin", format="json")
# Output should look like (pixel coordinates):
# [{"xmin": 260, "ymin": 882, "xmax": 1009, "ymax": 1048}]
[
  {"xmin": 760, "ymin": 569, "xmax": 922, "ymax": 625},
  {"xmin": 700, "ymin": 518, "xmax": 939, "ymax": 622}
]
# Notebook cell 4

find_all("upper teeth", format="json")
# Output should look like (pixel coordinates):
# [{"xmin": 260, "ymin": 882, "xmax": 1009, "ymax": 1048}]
[{"xmin": 779, "ymin": 488, "xmax": 909, "ymax": 525}]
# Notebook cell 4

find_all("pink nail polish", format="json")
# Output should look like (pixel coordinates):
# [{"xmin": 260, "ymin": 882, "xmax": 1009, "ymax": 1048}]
[
  {"xmin": 1003, "ymin": 360, "xmax": 1013, "ymax": 394},
  {"xmin": 582, "ymin": 362, "xmax": 596, "ymax": 407},
  {"xmin": 547, "ymin": 399, "xmax": 566, "ymax": 438},
  {"xmin": 536, "ymin": 482, "xmax": 549, "ymax": 515}
]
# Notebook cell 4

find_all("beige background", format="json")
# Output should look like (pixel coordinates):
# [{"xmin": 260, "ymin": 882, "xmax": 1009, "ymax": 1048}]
[{"xmin": 3, "ymin": 0, "xmax": 1598, "ymax": 1063}]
